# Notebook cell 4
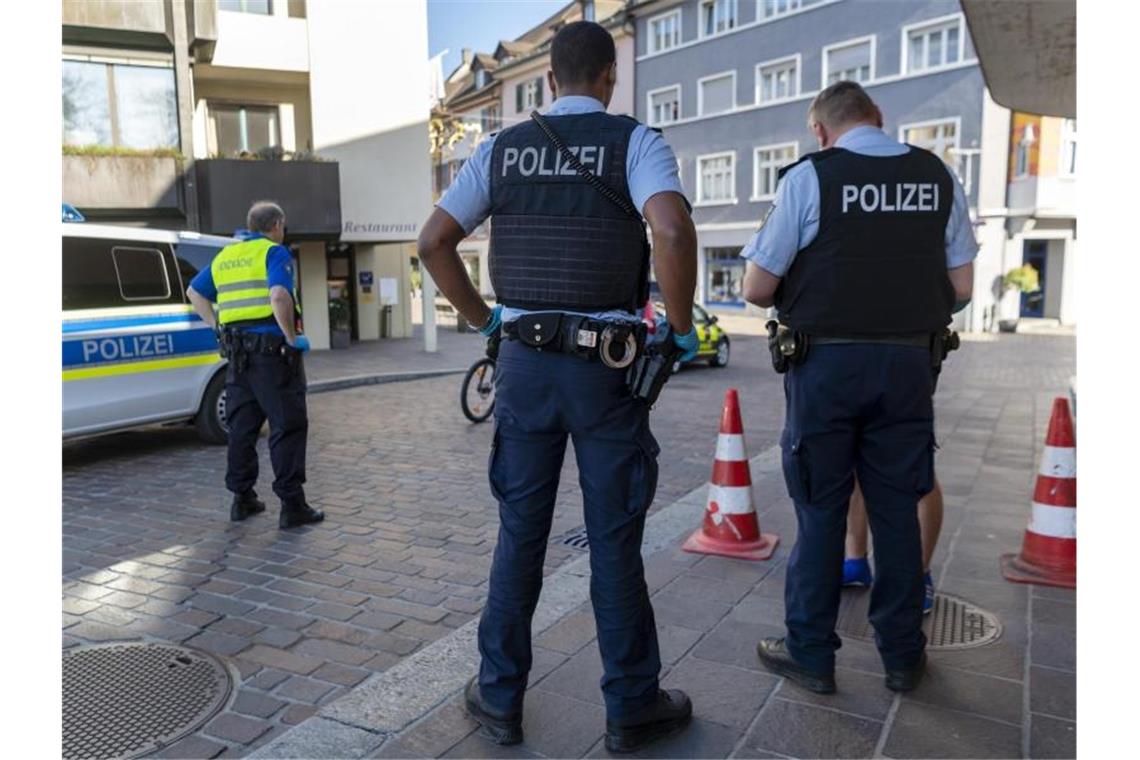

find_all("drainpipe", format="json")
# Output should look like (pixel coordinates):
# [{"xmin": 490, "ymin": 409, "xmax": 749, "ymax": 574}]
[{"xmin": 170, "ymin": 0, "xmax": 200, "ymax": 230}]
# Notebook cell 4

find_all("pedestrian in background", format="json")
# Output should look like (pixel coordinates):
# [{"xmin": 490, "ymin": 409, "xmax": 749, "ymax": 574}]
[
  {"xmin": 417, "ymin": 20, "xmax": 699, "ymax": 754},
  {"xmin": 741, "ymin": 81, "xmax": 977, "ymax": 694},
  {"xmin": 187, "ymin": 201, "xmax": 324, "ymax": 530}
]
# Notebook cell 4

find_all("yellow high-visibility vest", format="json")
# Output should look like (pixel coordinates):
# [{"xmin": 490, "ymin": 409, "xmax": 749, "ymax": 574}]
[{"xmin": 211, "ymin": 237, "xmax": 298, "ymax": 326}]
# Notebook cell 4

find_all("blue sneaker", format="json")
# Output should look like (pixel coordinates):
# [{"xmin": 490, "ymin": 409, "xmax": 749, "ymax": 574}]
[
  {"xmin": 923, "ymin": 571, "xmax": 935, "ymax": 615},
  {"xmin": 842, "ymin": 557, "xmax": 873, "ymax": 587}
]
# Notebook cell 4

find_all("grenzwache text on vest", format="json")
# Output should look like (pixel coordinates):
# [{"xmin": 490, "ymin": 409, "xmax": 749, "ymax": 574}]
[
  {"xmin": 501, "ymin": 145, "xmax": 606, "ymax": 177},
  {"xmin": 842, "ymin": 183, "xmax": 940, "ymax": 213}
]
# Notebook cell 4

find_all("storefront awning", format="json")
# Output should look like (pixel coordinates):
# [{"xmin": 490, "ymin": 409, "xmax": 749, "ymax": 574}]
[{"xmin": 961, "ymin": 0, "xmax": 1075, "ymax": 118}]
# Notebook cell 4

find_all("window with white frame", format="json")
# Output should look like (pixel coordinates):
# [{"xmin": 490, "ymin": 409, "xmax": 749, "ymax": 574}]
[
  {"xmin": 823, "ymin": 37, "xmax": 873, "ymax": 86},
  {"xmin": 515, "ymin": 77, "xmax": 544, "ymax": 112},
  {"xmin": 649, "ymin": 10, "xmax": 682, "ymax": 54},
  {"xmin": 700, "ymin": 0, "xmax": 737, "ymax": 37},
  {"xmin": 697, "ymin": 152, "xmax": 736, "ymax": 204},
  {"xmin": 1060, "ymin": 118, "xmax": 1076, "ymax": 176},
  {"xmin": 648, "ymin": 86, "xmax": 681, "ymax": 126},
  {"xmin": 752, "ymin": 143, "xmax": 797, "ymax": 199},
  {"xmin": 901, "ymin": 119, "xmax": 959, "ymax": 168},
  {"xmin": 761, "ymin": 0, "xmax": 823, "ymax": 20},
  {"xmin": 63, "ymin": 57, "xmax": 179, "ymax": 149},
  {"xmin": 905, "ymin": 16, "xmax": 963, "ymax": 73},
  {"xmin": 757, "ymin": 57, "xmax": 798, "ymax": 103},
  {"xmin": 1013, "ymin": 123, "xmax": 1035, "ymax": 178},
  {"xmin": 699, "ymin": 72, "xmax": 735, "ymax": 115}
]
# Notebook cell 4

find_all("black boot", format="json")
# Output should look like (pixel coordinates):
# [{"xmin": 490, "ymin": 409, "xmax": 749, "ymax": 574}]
[
  {"xmin": 279, "ymin": 499, "xmax": 324, "ymax": 529},
  {"xmin": 230, "ymin": 490, "xmax": 266, "ymax": 522},
  {"xmin": 605, "ymin": 689, "xmax": 692, "ymax": 754},
  {"xmin": 885, "ymin": 652, "xmax": 927, "ymax": 692},
  {"xmin": 464, "ymin": 676, "xmax": 523, "ymax": 746},
  {"xmin": 756, "ymin": 637, "xmax": 836, "ymax": 694}
]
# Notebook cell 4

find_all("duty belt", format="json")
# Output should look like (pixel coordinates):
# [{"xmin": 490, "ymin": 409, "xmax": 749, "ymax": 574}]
[
  {"xmin": 502, "ymin": 313, "xmax": 646, "ymax": 369},
  {"xmin": 809, "ymin": 334, "xmax": 931, "ymax": 348}
]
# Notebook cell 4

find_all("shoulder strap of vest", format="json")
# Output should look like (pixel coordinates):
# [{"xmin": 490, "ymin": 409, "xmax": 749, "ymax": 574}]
[{"xmin": 777, "ymin": 147, "xmax": 844, "ymax": 180}]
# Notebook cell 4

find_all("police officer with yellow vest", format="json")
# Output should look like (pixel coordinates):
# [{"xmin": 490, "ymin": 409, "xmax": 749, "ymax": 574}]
[{"xmin": 187, "ymin": 201, "xmax": 323, "ymax": 529}]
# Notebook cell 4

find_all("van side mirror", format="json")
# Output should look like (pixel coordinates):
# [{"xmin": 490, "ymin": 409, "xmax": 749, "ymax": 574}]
[{"xmin": 709, "ymin": 315, "xmax": 719, "ymax": 324}]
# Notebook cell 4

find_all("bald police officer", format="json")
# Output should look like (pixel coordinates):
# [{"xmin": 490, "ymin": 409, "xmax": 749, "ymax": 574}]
[
  {"xmin": 187, "ymin": 201, "xmax": 324, "ymax": 530},
  {"xmin": 418, "ymin": 21, "xmax": 698, "ymax": 754},
  {"xmin": 741, "ymin": 82, "xmax": 977, "ymax": 693}
]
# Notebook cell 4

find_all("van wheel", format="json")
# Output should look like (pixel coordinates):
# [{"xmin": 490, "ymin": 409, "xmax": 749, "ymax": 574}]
[
  {"xmin": 195, "ymin": 372, "xmax": 229, "ymax": 445},
  {"xmin": 709, "ymin": 337, "xmax": 731, "ymax": 367}
]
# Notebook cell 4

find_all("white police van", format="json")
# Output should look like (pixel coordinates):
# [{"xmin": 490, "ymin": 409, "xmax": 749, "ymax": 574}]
[{"xmin": 63, "ymin": 221, "xmax": 238, "ymax": 443}]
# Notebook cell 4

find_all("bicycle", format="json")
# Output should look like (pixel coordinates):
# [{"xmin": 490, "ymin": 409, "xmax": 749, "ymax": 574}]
[{"xmin": 460, "ymin": 333, "xmax": 500, "ymax": 424}]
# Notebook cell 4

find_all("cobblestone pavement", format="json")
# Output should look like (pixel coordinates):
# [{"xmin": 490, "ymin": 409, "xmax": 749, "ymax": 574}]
[
  {"xmin": 61, "ymin": 331, "xmax": 1074, "ymax": 758},
  {"xmin": 303, "ymin": 328, "xmax": 483, "ymax": 384}
]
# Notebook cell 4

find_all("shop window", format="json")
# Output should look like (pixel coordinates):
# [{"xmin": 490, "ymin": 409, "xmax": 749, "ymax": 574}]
[{"xmin": 705, "ymin": 247, "xmax": 745, "ymax": 306}]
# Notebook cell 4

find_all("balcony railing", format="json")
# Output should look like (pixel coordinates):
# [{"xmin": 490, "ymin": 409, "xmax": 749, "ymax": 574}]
[{"xmin": 194, "ymin": 158, "xmax": 341, "ymax": 237}]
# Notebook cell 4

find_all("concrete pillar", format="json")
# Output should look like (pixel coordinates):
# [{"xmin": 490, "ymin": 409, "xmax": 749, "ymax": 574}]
[
  {"xmin": 423, "ymin": 269, "xmax": 438, "ymax": 352},
  {"xmin": 970, "ymin": 88, "xmax": 1014, "ymax": 333},
  {"xmin": 355, "ymin": 245, "xmax": 379, "ymax": 341},
  {"xmin": 170, "ymin": 0, "xmax": 200, "ymax": 229},
  {"xmin": 297, "ymin": 241, "xmax": 330, "ymax": 350},
  {"xmin": 1059, "ymin": 236, "xmax": 1076, "ymax": 325}
]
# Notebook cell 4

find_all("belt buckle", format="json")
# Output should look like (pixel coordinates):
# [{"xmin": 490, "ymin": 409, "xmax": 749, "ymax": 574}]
[{"xmin": 599, "ymin": 324, "xmax": 638, "ymax": 369}]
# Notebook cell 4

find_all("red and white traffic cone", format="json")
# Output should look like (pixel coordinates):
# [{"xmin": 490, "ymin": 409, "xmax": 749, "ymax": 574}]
[
  {"xmin": 1001, "ymin": 397, "xmax": 1076, "ymax": 588},
  {"xmin": 682, "ymin": 389, "xmax": 779, "ymax": 561}
]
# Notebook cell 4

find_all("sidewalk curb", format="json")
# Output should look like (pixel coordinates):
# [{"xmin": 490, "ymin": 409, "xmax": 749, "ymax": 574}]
[
  {"xmin": 248, "ymin": 444, "xmax": 784, "ymax": 759},
  {"xmin": 307, "ymin": 368, "xmax": 466, "ymax": 395}
]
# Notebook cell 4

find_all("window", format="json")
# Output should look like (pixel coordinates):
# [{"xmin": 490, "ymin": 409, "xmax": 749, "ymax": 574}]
[
  {"xmin": 756, "ymin": 56, "xmax": 799, "ymax": 104},
  {"xmin": 62, "ymin": 238, "xmax": 177, "ymax": 310},
  {"xmin": 175, "ymin": 241, "xmax": 226, "ymax": 289},
  {"xmin": 901, "ymin": 118, "xmax": 960, "ymax": 168},
  {"xmin": 700, "ymin": 0, "xmax": 737, "ymax": 38},
  {"xmin": 904, "ymin": 15, "xmax": 963, "ymax": 73},
  {"xmin": 697, "ymin": 152, "xmax": 736, "ymax": 204},
  {"xmin": 1013, "ymin": 123, "xmax": 1035, "ymax": 178},
  {"xmin": 481, "ymin": 104, "xmax": 501, "ymax": 133},
  {"xmin": 210, "ymin": 103, "xmax": 280, "ymax": 156},
  {"xmin": 648, "ymin": 10, "xmax": 682, "ymax": 53},
  {"xmin": 698, "ymin": 71, "xmax": 735, "ymax": 116},
  {"xmin": 219, "ymin": 0, "xmax": 272, "ymax": 13},
  {"xmin": 1060, "ymin": 119, "xmax": 1076, "ymax": 176},
  {"xmin": 648, "ymin": 86, "xmax": 681, "ymax": 126},
  {"xmin": 112, "ymin": 247, "xmax": 171, "ymax": 301},
  {"xmin": 706, "ymin": 248, "xmax": 745, "ymax": 305},
  {"xmin": 515, "ymin": 77, "xmax": 544, "ymax": 112},
  {"xmin": 63, "ymin": 59, "xmax": 178, "ymax": 149},
  {"xmin": 474, "ymin": 69, "xmax": 489, "ymax": 89},
  {"xmin": 761, "ymin": 0, "xmax": 823, "ymax": 20},
  {"xmin": 823, "ymin": 37, "xmax": 874, "ymax": 87},
  {"xmin": 752, "ymin": 142, "xmax": 797, "ymax": 199}
]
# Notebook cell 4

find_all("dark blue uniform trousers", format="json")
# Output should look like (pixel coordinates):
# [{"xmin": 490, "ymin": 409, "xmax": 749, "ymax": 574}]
[
  {"xmin": 224, "ymin": 351, "xmax": 308, "ymax": 503},
  {"xmin": 478, "ymin": 340, "xmax": 662, "ymax": 720},
  {"xmin": 781, "ymin": 344, "xmax": 934, "ymax": 674}
]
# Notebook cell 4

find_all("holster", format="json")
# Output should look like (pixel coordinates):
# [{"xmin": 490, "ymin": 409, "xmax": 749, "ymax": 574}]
[
  {"xmin": 765, "ymin": 320, "xmax": 808, "ymax": 374},
  {"xmin": 931, "ymin": 327, "xmax": 961, "ymax": 371},
  {"xmin": 626, "ymin": 325, "xmax": 682, "ymax": 406}
]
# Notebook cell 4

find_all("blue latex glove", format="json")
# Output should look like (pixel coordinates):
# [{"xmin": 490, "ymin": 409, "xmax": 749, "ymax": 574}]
[
  {"xmin": 479, "ymin": 304, "xmax": 503, "ymax": 337},
  {"xmin": 673, "ymin": 326, "xmax": 699, "ymax": 362},
  {"xmin": 291, "ymin": 335, "xmax": 311, "ymax": 353}
]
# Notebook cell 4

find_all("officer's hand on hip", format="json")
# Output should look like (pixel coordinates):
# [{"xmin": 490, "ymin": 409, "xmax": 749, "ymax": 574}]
[
  {"xmin": 291, "ymin": 335, "xmax": 311, "ymax": 353},
  {"xmin": 673, "ymin": 327, "xmax": 699, "ymax": 362},
  {"xmin": 479, "ymin": 304, "xmax": 503, "ymax": 337}
]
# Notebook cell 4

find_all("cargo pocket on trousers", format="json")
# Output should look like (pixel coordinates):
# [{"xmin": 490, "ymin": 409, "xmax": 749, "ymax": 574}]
[
  {"xmin": 628, "ymin": 428, "xmax": 661, "ymax": 516},
  {"xmin": 915, "ymin": 434, "xmax": 937, "ymax": 497},
  {"xmin": 488, "ymin": 424, "xmax": 507, "ymax": 504},
  {"xmin": 782, "ymin": 438, "xmax": 812, "ymax": 504}
]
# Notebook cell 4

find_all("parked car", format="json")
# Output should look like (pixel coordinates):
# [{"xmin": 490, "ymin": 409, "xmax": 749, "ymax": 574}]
[{"xmin": 653, "ymin": 301, "xmax": 730, "ymax": 370}]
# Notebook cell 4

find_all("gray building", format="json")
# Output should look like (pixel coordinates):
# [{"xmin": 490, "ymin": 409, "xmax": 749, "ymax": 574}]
[{"xmin": 629, "ymin": 0, "xmax": 986, "ymax": 313}]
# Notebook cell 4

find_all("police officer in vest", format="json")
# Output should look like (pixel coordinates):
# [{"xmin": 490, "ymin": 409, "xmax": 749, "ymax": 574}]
[
  {"xmin": 417, "ymin": 21, "xmax": 699, "ymax": 754},
  {"xmin": 187, "ymin": 201, "xmax": 324, "ymax": 530},
  {"xmin": 741, "ymin": 82, "xmax": 977, "ymax": 694}
]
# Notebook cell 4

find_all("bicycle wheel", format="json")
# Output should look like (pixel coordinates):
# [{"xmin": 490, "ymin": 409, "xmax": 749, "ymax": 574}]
[{"xmin": 460, "ymin": 358, "xmax": 497, "ymax": 423}]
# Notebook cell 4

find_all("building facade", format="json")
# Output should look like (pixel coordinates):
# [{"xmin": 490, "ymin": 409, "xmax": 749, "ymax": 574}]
[
  {"xmin": 629, "ymin": 0, "xmax": 987, "ymax": 318},
  {"xmin": 63, "ymin": 0, "xmax": 432, "ymax": 349}
]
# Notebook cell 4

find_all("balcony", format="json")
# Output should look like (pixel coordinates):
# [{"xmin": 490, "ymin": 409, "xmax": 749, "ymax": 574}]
[
  {"xmin": 63, "ymin": 151, "xmax": 184, "ymax": 214},
  {"xmin": 1007, "ymin": 175, "xmax": 1076, "ymax": 219},
  {"xmin": 209, "ymin": 10, "xmax": 309, "ymax": 72},
  {"xmin": 194, "ymin": 159, "xmax": 340, "ymax": 238}
]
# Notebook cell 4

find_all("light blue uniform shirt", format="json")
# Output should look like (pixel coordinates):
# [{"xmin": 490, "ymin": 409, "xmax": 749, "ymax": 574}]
[
  {"xmin": 437, "ymin": 95, "xmax": 684, "ymax": 323},
  {"xmin": 740, "ymin": 125, "xmax": 979, "ymax": 277}
]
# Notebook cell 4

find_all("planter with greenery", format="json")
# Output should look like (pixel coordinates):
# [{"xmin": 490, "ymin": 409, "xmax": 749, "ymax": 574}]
[{"xmin": 998, "ymin": 264, "xmax": 1041, "ymax": 332}]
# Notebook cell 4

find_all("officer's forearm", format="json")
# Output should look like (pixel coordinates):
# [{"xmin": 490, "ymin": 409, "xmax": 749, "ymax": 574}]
[
  {"xmin": 645, "ymin": 194, "xmax": 697, "ymax": 333},
  {"xmin": 187, "ymin": 287, "xmax": 217, "ymax": 328},
  {"xmin": 947, "ymin": 262, "xmax": 974, "ymax": 302},
  {"xmin": 418, "ymin": 209, "xmax": 492, "ymax": 328},
  {"xmin": 270, "ymin": 288, "xmax": 297, "ymax": 343}
]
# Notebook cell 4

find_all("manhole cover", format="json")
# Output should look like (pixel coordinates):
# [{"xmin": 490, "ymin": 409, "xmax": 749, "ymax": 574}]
[
  {"xmin": 63, "ymin": 643, "xmax": 232, "ymax": 759},
  {"xmin": 836, "ymin": 590, "xmax": 1002, "ymax": 650},
  {"xmin": 555, "ymin": 526, "xmax": 590, "ymax": 551}
]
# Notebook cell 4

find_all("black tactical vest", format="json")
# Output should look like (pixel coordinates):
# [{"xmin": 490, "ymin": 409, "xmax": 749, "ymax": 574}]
[
  {"xmin": 488, "ymin": 112, "xmax": 648, "ymax": 312},
  {"xmin": 774, "ymin": 146, "xmax": 956, "ymax": 336}
]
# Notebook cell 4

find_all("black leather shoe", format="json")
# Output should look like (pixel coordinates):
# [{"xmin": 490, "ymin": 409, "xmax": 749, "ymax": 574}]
[
  {"xmin": 230, "ymin": 490, "xmax": 266, "ymax": 522},
  {"xmin": 756, "ymin": 637, "xmax": 836, "ymax": 694},
  {"xmin": 464, "ymin": 676, "xmax": 523, "ymax": 746},
  {"xmin": 279, "ymin": 501, "xmax": 324, "ymax": 529},
  {"xmin": 885, "ymin": 652, "xmax": 927, "ymax": 692},
  {"xmin": 605, "ymin": 689, "xmax": 692, "ymax": 754}
]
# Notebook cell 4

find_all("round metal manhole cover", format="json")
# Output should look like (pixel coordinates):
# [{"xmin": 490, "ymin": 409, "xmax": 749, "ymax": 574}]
[
  {"xmin": 63, "ymin": 643, "xmax": 232, "ymax": 759},
  {"xmin": 836, "ymin": 590, "xmax": 1002, "ymax": 650}
]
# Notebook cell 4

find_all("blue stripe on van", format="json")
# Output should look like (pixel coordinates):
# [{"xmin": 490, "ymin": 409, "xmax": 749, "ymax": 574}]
[
  {"xmin": 63, "ymin": 326, "xmax": 219, "ymax": 368},
  {"xmin": 62, "ymin": 313, "xmax": 201, "ymax": 334}
]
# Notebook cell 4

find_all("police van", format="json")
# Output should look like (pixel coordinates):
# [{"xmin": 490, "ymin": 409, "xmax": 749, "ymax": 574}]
[{"xmin": 63, "ymin": 222, "xmax": 238, "ymax": 443}]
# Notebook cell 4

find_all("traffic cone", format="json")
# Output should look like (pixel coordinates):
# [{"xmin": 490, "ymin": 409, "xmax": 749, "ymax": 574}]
[
  {"xmin": 1001, "ymin": 397, "xmax": 1076, "ymax": 588},
  {"xmin": 683, "ymin": 389, "xmax": 779, "ymax": 561}
]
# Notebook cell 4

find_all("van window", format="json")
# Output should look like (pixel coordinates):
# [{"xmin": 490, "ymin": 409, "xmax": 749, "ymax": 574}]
[
  {"xmin": 175, "ymin": 241, "xmax": 226, "ymax": 291},
  {"xmin": 112, "ymin": 247, "xmax": 170, "ymax": 300}
]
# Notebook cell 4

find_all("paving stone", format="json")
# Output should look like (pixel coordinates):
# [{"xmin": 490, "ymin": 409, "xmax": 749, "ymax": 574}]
[
  {"xmin": 62, "ymin": 597, "xmax": 100, "ymax": 616},
  {"xmin": 884, "ymin": 700, "xmax": 1022, "ymax": 759},
  {"xmin": 441, "ymin": 732, "xmax": 541, "ymax": 758},
  {"xmin": 534, "ymin": 609, "xmax": 597, "ymax": 654},
  {"xmin": 691, "ymin": 617, "xmax": 785, "ymax": 672},
  {"xmin": 519, "ymin": 689, "xmax": 606, "ymax": 759},
  {"xmin": 687, "ymin": 554, "xmax": 778, "ymax": 586},
  {"xmin": 280, "ymin": 704, "xmax": 318, "ymax": 725},
  {"xmin": 745, "ymin": 698, "xmax": 881, "ymax": 759},
  {"xmin": 663, "ymin": 573, "xmax": 754, "ymax": 605},
  {"xmin": 931, "ymin": 636, "xmax": 1026, "ymax": 681},
  {"xmin": 208, "ymin": 616, "xmax": 266, "ymax": 638},
  {"xmin": 650, "ymin": 592, "xmax": 732, "ymax": 632},
  {"xmin": 1031, "ymin": 665, "xmax": 1076, "ymax": 720},
  {"xmin": 365, "ymin": 630, "xmax": 422, "ymax": 656},
  {"xmin": 657, "ymin": 624, "xmax": 704, "ymax": 666},
  {"xmin": 778, "ymin": 665, "xmax": 894, "ymax": 721},
  {"xmin": 661, "ymin": 657, "xmax": 779, "ymax": 730},
  {"xmin": 293, "ymin": 637, "xmax": 373, "ymax": 666},
  {"xmin": 151, "ymin": 734, "xmax": 228, "ymax": 758},
  {"xmin": 392, "ymin": 619, "xmax": 453, "ymax": 642},
  {"xmin": 204, "ymin": 712, "xmax": 273, "ymax": 745},
  {"xmin": 275, "ymin": 675, "xmax": 338, "ymax": 703},
  {"xmin": 1031, "ymin": 622, "xmax": 1077, "ymax": 672},
  {"xmin": 68, "ymin": 621, "xmax": 142, "ymax": 642},
  {"xmin": 85, "ymin": 604, "xmax": 138, "ymax": 627},
  {"xmin": 189, "ymin": 592, "xmax": 256, "ymax": 617},
  {"xmin": 375, "ymin": 699, "xmax": 478, "ymax": 758},
  {"xmin": 185, "ymin": 630, "xmax": 253, "ymax": 657},
  {"xmin": 537, "ymin": 644, "xmax": 605, "ymax": 705},
  {"xmin": 363, "ymin": 651, "xmax": 403, "ymax": 673},
  {"xmin": 587, "ymin": 717, "xmax": 742, "ymax": 759},
  {"xmin": 241, "ymin": 645, "xmax": 323, "ymax": 676},
  {"xmin": 365, "ymin": 597, "xmax": 451, "ymax": 624},
  {"xmin": 247, "ymin": 668, "xmax": 291, "ymax": 691},
  {"xmin": 65, "ymin": 582, "xmax": 115, "ymax": 601},
  {"xmin": 233, "ymin": 689, "xmax": 288, "ymax": 719},
  {"xmin": 312, "ymin": 662, "xmax": 371, "ymax": 687},
  {"xmin": 100, "ymin": 590, "xmax": 148, "ymax": 609},
  {"xmin": 1033, "ymin": 598, "xmax": 1076, "ymax": 628},
  {"xmin": 351, "ymin": 610, "xmax": 406, "ymax": 631},
  {"xmin": 903, "ymin": 661, "xmax": 1023, "ymax": 725},
  {"xmin": 248, "ymin": 607, "xmax": 316, "ymax": 631},
  {"xmin": 1030, "ymin": 714, "xmax": 1076, "ymax": 759},
  {"xmin": 252, "ymin": 627, "xmax": 302, "ymax": 649}
]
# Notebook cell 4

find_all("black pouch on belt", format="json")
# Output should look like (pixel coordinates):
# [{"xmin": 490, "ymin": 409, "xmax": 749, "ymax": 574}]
[
  {"xmin": 514, "ymin": 313, "xmax": 562, "ymax": 350},
  {"xmin": 627, "ymin": 325, "xmax": 682, "ymax": 406}
]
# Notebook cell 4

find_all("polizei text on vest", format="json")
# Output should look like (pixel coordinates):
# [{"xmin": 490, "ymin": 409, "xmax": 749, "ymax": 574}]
[
  {"xmin": 842, "ymin": 183, "xmax": 940, "ymax": 213},
  {"xmin": 501, "ymin": 145, "xmax": 607, "ymax": 178}
]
